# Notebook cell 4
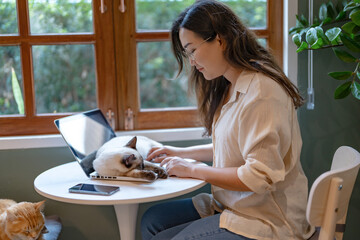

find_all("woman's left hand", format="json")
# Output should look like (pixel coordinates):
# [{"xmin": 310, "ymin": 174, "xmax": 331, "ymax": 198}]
[{"xmin": 160, "ymin": 157, "xmax": 194, "ymax": 178}]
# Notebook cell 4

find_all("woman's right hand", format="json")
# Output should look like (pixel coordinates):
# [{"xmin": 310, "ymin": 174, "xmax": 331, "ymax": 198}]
[{"xmin": 146, "ymin": 146, "xmax": 185, "ymax": 163}]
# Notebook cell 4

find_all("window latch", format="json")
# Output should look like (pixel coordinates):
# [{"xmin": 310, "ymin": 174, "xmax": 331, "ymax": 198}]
[
  {"xmin": 100, "ymin": 0, "xmax": 107, "ymax": 14},
  {"xmin": 119, "ymin": 0, "xmax": 126, "ymax": 13},
  {"xmin": 106, "ymin": 108, "xmax": 115, "ymax": 130},
  {"xmin": 125, "ymin": 108, "xmax": 134, "ymax": 130}
]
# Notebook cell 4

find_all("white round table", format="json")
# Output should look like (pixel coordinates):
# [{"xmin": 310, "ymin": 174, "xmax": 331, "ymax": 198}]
[{"xmin": 34, "ymin": 161, "xmax": 207, "ymax": 240}]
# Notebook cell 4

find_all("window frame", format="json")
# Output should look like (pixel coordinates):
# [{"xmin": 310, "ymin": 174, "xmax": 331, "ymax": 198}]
[{"xmin": 0, "ymin": 0, "xmax": 117, "ymax": 136}]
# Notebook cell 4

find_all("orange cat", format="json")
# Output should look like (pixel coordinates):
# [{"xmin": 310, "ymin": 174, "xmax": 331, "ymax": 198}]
[{"xmin": 0, "ymin": 199, "xmax": 47, "ymax": 240}]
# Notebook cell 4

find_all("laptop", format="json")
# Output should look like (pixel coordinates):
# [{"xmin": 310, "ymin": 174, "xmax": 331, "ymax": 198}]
[{"xmin": 54, "ymin": 109, "xmax": 153, "ymax": 182}]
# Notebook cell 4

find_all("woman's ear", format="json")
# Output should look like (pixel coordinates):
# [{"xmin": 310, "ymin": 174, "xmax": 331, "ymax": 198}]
[
  {"xmin": 216, "ymin": 34, "xmax": 226, "ymax": 50},
  {"xmin": 216, "ymin": 34, "xmax": 222, "ymax": 45}
]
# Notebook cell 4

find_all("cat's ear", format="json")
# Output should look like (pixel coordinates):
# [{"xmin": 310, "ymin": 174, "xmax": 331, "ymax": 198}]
[
  {"xmin": 125, "ymin": 136, "xmax": 137, "ymax": 150},
  {"xmin": 35, "ymin": 200, "xmax": 46, "ymax": 212},
  {"xmin": 5, "ymin": 209, "xmax": 16, "ymax": 221},
  {"xmin": 42, "ymin": 225, "xmax": 49, "ymax": 233}
]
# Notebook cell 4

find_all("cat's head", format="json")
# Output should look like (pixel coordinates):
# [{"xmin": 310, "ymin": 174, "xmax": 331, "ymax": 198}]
[
  {"xmin": 4, "ymin": 200, "xmax": 46, "ymax": 240},
  {"xmin": 121, "ymin": 136, "xmax": 145, "ymax": 170}
]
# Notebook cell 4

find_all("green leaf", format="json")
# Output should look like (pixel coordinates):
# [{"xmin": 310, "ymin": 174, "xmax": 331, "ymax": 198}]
[
  {"xmin": 289, "ymin": 26, "xmax": 303, "ymax": 35},
  {"xmin": 296, "ymin": 41, "xmax": 308, "ymax": 53},
  {"xmin": 296, "ymin": 14, "xmax": 309, "ymax": 27},
  {"xmin": 357, "ymin": 71, "xmax": 360, "ymax": 80},
  {"xmin": 292, "ymin": 33, "xmax": 301, "ymax": 47},
  {"xmin": 328, "ymin": 71, "xmax": 353, "ymax": 80},
  {"xmin": 351, "ymin": 81, "xmax": 360, "ymax": 99},
  {"xmin": 315, "ymin": 26, "xmax": 330, "ymax": 45},
  {"xmin": 342, "ymin": 0, "xmax": 348, "ymax": 8},
  {"xmin": 11, "ymin": 68, "xmax": 24, "ymax": 115},
  {"xmin": 342, "ymin": 22, "xmax": 357, "ymax": 34},
  {"xmin": 333, "ymin": 48, "xmax": 358, "ymax": 62},
  {"xmin": 321, "ymin": 17, "xmax": 333, "ymax": 25},
  {"xmin": 325, "ymin": 27, "xmax": 342, "ymax": 42},
  {"xmin": 340, "ymin": 33, "xmax": 360, "ymax": 52},
  {"xmin": 326, "ymin": 2, "xmax": 336, "ymax": 19},
  {"xmin": 354, "ymin": 34, "xmax": 360, "ymax": 42},
  {"xmin": 335, "ymin": 10, "xmax": 346, "ymax": 21},
  {"xmin": 306, "ymin": 28, "xmax": 318, "ymax": 46},
  {"xmin": 319, "ymin": 3, "xmax": 328, "ymax": 21},
  {"xmin": 334, "ymin": 81, "xmax": 352, "ymax": 99},
  {"xmin": 350, "ymin": 9, "xmax": 360, "ymax": 26},
  {"xmin": 310, "ymin": 38, "xmax": 324, "ymax": 49},
  {"xmin": 344, "ymin": 2, "xmax": 360, "ymax": 12},
  {"xmin": 299, "ymin": 27, "xmax": 309, "ymax": 37},
  {"xmin": 352, "ymin": 25, "xmax": 360, "ymax": 34}
]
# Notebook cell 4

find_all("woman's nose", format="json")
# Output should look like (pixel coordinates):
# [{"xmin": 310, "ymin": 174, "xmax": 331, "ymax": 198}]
[{"xmin": 189, "ymin": 58, "xmax": 196, "ymax": 66}]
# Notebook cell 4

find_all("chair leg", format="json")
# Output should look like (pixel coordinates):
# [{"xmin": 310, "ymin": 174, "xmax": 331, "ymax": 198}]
[{"xmin": 319, "ymin": 177, "xmax": 343, "ymax": 240}]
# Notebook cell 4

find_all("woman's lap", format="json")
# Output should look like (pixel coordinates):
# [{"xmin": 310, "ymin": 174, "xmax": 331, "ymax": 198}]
[
  {"xmin": 141, "ymin": 198, "xmax": 253, "ymax": 240},
  {"xmin": 141, "ymin": 198, "xmax": 201, "ymax": 239}
]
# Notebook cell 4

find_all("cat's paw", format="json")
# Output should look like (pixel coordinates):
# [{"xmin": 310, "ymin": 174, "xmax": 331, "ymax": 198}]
[
  {"xmin": 141, "ymin": 170, "xmax": 157, "ymax": 181},
  {"xmin": 153, "ymin": 167, "xmax": 168, "ymax": 179}
]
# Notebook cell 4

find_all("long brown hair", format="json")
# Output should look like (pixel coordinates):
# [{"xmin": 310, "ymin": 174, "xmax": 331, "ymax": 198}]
[{"xmin": 171, "ymin": 0, "xmax": 304, "ymax": 136}]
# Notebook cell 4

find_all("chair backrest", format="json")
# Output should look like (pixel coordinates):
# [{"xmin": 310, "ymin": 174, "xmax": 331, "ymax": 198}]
[{"xmin": 306, "ymin": 146, "xmax": 360, "ymax": 240}]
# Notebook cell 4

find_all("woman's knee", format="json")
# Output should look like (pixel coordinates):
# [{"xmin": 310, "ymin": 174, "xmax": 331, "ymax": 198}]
[
  {"xmin": 141, "ymin": 204, "xmax": 163, "ymax": 239},
  {"xmin": 141, "ymin": 199, "xmax": 201, "ymax": 240}
]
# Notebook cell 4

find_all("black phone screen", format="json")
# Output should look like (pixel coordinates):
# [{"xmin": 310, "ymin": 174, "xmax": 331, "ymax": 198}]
[{"xmin": 69, "ymin": 183, "xmax": 120, "ymax": 196}]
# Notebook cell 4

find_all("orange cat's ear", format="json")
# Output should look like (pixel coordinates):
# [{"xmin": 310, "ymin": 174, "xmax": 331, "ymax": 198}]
[
  {"xmin": 35, "ymin": 200, "xmax": 46, "ymax": 212},
  {"xmin": 5, "ymin": 209, "xmax": 16, "ymax": 221},
  {"xmin": 42, "ymin": 225, "xmax": 49, "ymax": 233},
  {"xmin": 125, "ymin": 136, "xmax": 137, "ymax": 149}
]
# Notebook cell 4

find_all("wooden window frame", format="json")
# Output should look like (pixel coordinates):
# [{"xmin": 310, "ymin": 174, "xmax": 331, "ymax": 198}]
[{"xmin": 0, "ymin": 1, "xmax": 117, "ymax": 136}]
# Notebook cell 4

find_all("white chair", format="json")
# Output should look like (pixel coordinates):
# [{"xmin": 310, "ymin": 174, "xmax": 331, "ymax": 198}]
[{"xmin": 307, "ymin": 146, "xmax": 360, "ymax": 240}]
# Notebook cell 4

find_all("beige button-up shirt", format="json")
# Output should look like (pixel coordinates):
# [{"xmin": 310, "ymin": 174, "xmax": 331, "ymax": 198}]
[{"xmin": 193, "ymin": 70, "xmax": 314, "ymax": 240}]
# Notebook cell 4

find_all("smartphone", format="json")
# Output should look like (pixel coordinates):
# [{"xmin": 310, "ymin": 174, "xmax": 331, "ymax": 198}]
[{"xmin": 69, "ymin": 183, "xmax": 120, "ymax": 196}]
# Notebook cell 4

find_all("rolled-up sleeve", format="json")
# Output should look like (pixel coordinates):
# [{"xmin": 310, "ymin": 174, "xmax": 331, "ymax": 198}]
[{"xmin": 237, "ymin": 96, "xmax": 292, "ymax": 195}]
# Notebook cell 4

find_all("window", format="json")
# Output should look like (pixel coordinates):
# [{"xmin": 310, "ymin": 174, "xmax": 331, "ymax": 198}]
[{"xmin": 0, "ymin": 0, "xmax": 282, "ymax": 136}]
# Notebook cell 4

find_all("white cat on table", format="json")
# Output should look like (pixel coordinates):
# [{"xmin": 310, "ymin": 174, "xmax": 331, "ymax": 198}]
[{"xmin": 93, "ymin": 136, "xmax": 168, "ymax": 181}]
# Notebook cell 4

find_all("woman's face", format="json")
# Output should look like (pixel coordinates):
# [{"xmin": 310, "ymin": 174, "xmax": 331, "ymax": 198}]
[{"xmin": 179, "ymin": 28, "xmax": 229, "ymax": 80}]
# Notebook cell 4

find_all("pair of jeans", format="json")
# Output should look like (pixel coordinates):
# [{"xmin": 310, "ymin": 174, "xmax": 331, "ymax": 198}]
[{"xmin": 141, "ymin": 198, "xmax": 253, "ymax": 240}]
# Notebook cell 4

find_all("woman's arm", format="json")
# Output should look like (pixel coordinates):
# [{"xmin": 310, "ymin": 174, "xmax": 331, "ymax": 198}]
[
  {"xmin": 147, "ymin": 143, "xmax": 213, "ymax": 162},
  {"xmin": 161, "ymin": 157, "xmax": 251, "ymax": 192}
]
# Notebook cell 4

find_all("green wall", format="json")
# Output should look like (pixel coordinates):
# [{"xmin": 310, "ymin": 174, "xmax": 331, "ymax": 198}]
[{"xmin": 297, "ymin": 1, "xmax": 360, "ymax": 239}]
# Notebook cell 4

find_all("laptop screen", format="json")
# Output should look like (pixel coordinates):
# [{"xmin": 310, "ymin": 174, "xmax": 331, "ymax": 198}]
[{"xmin": 54, "ymin": 109, "xmax": 116, "ymax": 177}]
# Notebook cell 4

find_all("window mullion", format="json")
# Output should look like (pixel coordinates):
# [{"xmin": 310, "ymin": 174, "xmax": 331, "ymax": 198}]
[
  {"xmin": 93, "ymin": 0, "xmax": 118, "ymax": 129},
  {"xmin": 17, "ymin": 0, "xmax": 35, "ymax": 117},
  {"xmin": 113, "ymin": 0, "xmax": 138, "ymax": 130}
]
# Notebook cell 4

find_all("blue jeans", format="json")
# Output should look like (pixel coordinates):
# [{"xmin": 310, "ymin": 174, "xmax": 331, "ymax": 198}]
[{"xmin": 141, "ymin": 198, "xmax": 254, "ymax": 240}]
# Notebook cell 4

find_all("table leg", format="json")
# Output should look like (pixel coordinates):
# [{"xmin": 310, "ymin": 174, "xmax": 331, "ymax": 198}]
[{"xmin": 114, "ymin": 204, "xmax": 139, "ymax": 240}]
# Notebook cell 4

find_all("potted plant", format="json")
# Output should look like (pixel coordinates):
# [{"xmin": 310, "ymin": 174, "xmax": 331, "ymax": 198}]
[{"xmin": 289, "ymin": 0, "xmax": 360, "ymax": 100}]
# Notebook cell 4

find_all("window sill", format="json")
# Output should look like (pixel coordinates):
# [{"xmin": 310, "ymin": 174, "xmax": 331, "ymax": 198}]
[{"xmin": 0, "ymin": 127, "xmax": 209, "ymax": 150}]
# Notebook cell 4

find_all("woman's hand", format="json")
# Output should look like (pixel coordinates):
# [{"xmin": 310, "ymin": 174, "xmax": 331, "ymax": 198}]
[
  {"xmin": 160, "ymin": 157, "xmax": 195, "ymax": 178},
  {"xmin": 147, "ymin": 146, "xmax": 185, "ymax": 163}
]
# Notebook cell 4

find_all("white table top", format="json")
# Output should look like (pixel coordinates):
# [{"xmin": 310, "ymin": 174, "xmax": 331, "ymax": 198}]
[{"xmin": 34, "ymin": 161, "xmax": 207, "ymax": 205}]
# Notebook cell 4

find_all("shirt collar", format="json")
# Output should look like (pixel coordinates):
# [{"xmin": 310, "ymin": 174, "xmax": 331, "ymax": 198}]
[
  {"xmin": 233, "ymin": 69, "xmax": 256, "ymax": 94},
  {"xmin": 225, "ymin": 70, "xmax": 256, "ymax": 104}
]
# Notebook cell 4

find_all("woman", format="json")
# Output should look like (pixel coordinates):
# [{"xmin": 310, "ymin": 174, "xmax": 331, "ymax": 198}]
[{"xmin": 141, "ymin": 0, "xmax": 314, "ymax": 239}]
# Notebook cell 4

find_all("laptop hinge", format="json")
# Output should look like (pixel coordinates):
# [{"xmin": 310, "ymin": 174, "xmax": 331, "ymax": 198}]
[
  {"xmin": 106, "ymin": 108, "xmax": 115, "ymax": 130},
  {"xmin": 125, "ymin": 108, "xmax": 134, "ymax": 130}
]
